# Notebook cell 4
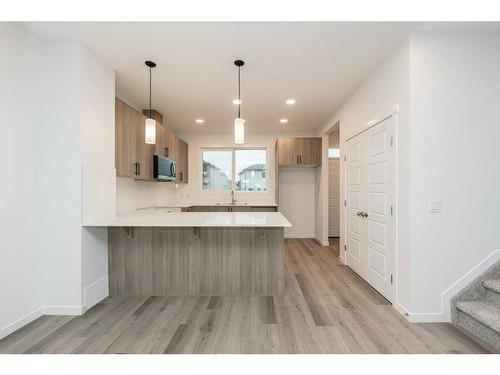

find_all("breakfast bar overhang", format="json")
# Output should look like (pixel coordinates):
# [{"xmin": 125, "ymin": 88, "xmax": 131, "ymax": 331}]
[{"xmin": 85, "ymin": 211, "xmax": 291, "ymax": 296}]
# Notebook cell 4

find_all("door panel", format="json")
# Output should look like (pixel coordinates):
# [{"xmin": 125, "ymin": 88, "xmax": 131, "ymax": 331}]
[
  {"xmin": 365, "ymin": 119, "xmax": 393, "ymax": 300},
  {"xmin": 345, "ymin": 116, "xmax": 394, "ymax": 302},
  {"xmin": 345, "ymin": 137, "xmax": 364, "ymax": 276},
  {"xmin": 277, "ymin": 138, "xmax": 298, "ymax": 165}
]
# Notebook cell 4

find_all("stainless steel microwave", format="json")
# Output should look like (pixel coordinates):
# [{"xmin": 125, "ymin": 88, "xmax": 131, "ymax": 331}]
[{"xmin": 153, "ymin": 155, "xmax": 176, "ymax": 181}]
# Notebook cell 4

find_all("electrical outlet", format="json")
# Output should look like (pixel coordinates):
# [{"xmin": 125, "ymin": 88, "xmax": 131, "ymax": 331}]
[{"xmin": 428, "ymin": 200, "xmax": 442, "ymax": 213}]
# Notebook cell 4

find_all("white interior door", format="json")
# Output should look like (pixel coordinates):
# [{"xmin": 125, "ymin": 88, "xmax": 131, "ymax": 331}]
[
  {"xmin": 345, "ymin": 116, "xmax": 394, "ymax": 302},
  {"xmin": 345, "ymin": 137, "xmax": 364, "ymax": 277},
  {"xmin": 328, "ymin": 158, "xmax": 340, "ymax": 237}
]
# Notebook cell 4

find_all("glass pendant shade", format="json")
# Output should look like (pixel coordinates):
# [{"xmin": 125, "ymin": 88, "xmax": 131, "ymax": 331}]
[
  {"xmin": 145, "ymin": 118, "xmax": 156, "ymax": 144},
  {"xmin": 234, "ymin": 118, "xmax": 245, "ymax": 144}
]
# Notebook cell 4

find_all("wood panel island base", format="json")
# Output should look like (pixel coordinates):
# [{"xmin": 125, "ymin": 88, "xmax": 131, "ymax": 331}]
[{"xmin": 104, "ymin": 212, "xmax": 291, "ymax": 296}]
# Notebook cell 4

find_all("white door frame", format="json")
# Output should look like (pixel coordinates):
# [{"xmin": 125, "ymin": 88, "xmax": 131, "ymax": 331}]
[{"xmin": 342, "ymin": 108, "xmax": 399, "ymax": 305}]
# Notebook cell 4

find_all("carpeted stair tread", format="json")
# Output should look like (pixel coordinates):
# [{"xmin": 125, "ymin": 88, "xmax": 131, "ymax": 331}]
[
  {"xmin": 483, "ymin": 279, "xmax": 500, "ymax": 293},
  {"xmin": 456, "ymin": 301, "xmax": 500, "ymax": 333}
]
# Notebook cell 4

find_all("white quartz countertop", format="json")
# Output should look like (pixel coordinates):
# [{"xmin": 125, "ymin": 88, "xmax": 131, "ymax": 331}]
[
  {"xmin": 84, "ymin": 211, "xmax": 292, "ymax": 228},
  {"xmin": 137, "ymin": 203, "xmax": 278, "ymax": 209}
]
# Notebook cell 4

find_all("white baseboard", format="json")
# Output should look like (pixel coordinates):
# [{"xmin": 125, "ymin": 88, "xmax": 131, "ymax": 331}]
[
  {"xmin": 394, "ymin": 302, "xmax": 446, "ymax": 322},
  {"xmin": 0, "ymin": 276, "xmax": 109, "ymax": 339},
  {"xmin": 406, "ymin": 312, "xmax": 447, "ymax": 323},
  {"xmin": 314, "ymin": 235, "xmax": 330, "ymax": 246},
  {"xmin": 83, "ymin": 275, "xmax": 109, "ymax": 313},
  {"xmin": 441, "ymin": 248, "xmax": 500, "ymax": 322},
  {"xmin": 0, "ymin": 306, "xmax": 45, "ymax": 339},
  {"xmin": 284, "ymin": 235, "xmax": 315, "ymax": 239},
  {"xmin": 43, "ymin": 305, "xmax": 85, "ymax": 315}
]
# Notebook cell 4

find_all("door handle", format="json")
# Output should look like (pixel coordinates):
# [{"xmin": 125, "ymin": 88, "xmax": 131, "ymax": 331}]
[
  {"xmin": 357, "ymin": 211, "xmax": 368, "ymax": 218},
  {"xmin": 134, "ymin": 162, "xmax": 139, "ymax": 175}
]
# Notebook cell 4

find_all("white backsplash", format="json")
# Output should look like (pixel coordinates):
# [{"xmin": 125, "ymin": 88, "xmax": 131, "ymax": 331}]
[{"xmin": 116, "ymin": 177, "xmax": 180, "ymax": 212}]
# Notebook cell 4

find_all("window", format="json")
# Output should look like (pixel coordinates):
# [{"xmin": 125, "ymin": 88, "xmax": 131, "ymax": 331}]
[
  {"xmin": 202, "ymin": 150, "xmax": 232, "ymax": 190},
  {"xmin": 202, "ymin": 148, "xmax": 267, "ymax": 192},
  {"xmin": 328, "ymin": 147, "xmax": 340, "ymax": 159},
  {"xmin": 235, "ymin": 149, "xmax": 267, "ymax": 192}
]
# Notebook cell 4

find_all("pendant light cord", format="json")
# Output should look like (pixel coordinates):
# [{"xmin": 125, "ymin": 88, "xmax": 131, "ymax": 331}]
[
  {"xmin": 149, "ymin": 67, "xmax": 152, "ymax": 118},
  {"xmin": 238, "ymin": 66, "xmax": 241, "ymax": 118}
]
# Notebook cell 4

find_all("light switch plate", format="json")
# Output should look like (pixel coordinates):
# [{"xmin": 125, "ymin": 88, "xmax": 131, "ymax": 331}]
[{"xmin": 428, "ymin": 200, "xmax": 442, "ymax": 213}]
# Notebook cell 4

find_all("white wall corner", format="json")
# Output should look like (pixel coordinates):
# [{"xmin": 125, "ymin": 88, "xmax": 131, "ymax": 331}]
[
  {"xmin": 441, "ymin": 248, "xmax": 500, "ymax": 322},
  {"xmin": 83, "ymin": 275, "xmax": 109, "ymax": 313},
  {"xmin": 393, "ymin": 303, "xmax": 446, "ymax": 323},
  {"xmin": 314, "ymin": 235, "xmax": 330, "ymax": 246}
]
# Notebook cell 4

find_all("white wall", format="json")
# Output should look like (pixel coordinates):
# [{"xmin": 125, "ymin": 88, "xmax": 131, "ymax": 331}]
[
  {"xmin": 80, "ymin": 46, "xmax": 116, "ymax": 310},
  {"xmin": 0, "ymin": 24, "xmax": 115, "ymax": 337},
  {"xmin": 0, "ymin": 23, "xmax": 45, "ymax": 337},
  {"xmin": 36, "ymin": 41, "xmax": 84, "ymax": 312},
  {"xmin": 318, "ymin": 31, "xmax": 500, "ymax": 321},
  {"xmin": 318, "ymin": 41, "xmax": 412, "ymax": 310},
  {"xmin": 409, "ymin": 31, "xmax": 500, "ymax": 315},
  {"xmin": 279, "ymin": 168, "xmax": 316, "ymax": 238}
]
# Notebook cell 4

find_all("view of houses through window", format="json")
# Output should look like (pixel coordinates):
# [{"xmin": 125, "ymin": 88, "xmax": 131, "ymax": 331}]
[{"xmin": 202, "ymin": 148, "xmax": 267, "ymax": 191}]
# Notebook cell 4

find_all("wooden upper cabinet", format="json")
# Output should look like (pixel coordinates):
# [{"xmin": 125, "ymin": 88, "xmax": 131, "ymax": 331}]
[
  {"xmin": 276, "ymin": 137, "xmax": 321, "ymax": 167},
  {"xmin": 135, "ymin": 113, "xmax": 154, "ymax": 180},
  {"xmin": 115, "ymin": 97, "xmax": 188, "ymax": 182},
  {"xmin": 298, "ymin": 138, "xmax": 321, "ymax": 166},
  {"xmin": 154, "ymin": 124, "xmax": 169, "ymax": 158},
  {"xmin": 176, "ymin": 137, "xmax": 189, "ymax": 183},
  {"xmin": 168, "ymin": 132, "xmax": 179, "ymax": 161},
  {"xmin": 115, "ymin": 98, "xmax": 137, "ymax": 178},
  {"xmin": 276, "ymin": 138, "xmax": 298, "ymax": 165}
]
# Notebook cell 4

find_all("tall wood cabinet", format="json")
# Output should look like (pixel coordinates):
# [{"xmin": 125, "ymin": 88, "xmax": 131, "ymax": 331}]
[
  {"xmin": 276, "ymin": 137, "xmax": 322, "ymax": 166},
  {"xmin": 135, "ymin": 113, "xmax": 154, "ymax": 180},
  {"xmin": 176, "ymin": 137, "xmax": 189, "ymax": 183},
  {"xmin": 115, "ymin": 98, "xmax": 189, "ymax": 182},
  {"xmin": 115, "ymin": 98, "xmax": 137, "ymax": 178}
]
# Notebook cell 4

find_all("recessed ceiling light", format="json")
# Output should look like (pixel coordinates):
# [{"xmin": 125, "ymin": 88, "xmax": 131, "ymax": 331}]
[
  {"xmin": 286, "ymin": 99, "xmax": 296, "ymax": 105},
  {"xmin": 195, "ymin": 118, "xmax": 204, "ymax": 124},
  {"xmin": 232, "ymin": 99, "xmax": 242, "ymax": 105},
  {"xmin": 280, "ymin": 118, "xmax": 288, "ymax": 124}
]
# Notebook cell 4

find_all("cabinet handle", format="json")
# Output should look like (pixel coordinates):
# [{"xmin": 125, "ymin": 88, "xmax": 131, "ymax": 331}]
[
  {"xmin": 180, "ymin": 172, "xmax": 183, "ymax": 181},
  {"xmin": 165, "ymin": 147, "xmax": 169, "ymax": 157},
  {"xmin": 134, "ymin": 162, "xmax": 139, "ymax": 175},
  {"xmin": 137, "ymin": 162, "xmax": 141, "ymax": 176},
  {"xmin": 300, "ymin": 155, "xmax": 302, "ymax": 164},
  {"xmin": 296, "ymin": 155, "xmax": 299, "ymax": 164}
]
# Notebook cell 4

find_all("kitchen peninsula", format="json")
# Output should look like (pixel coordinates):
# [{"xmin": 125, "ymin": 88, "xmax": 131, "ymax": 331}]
[{"xmin": 86, "ymin": 210, "xmax": 291, "ymax": 297}]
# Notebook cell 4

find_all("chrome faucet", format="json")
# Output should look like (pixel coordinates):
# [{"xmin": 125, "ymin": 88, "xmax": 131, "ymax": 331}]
[{"xmin": 231, "ymin": 189, "xmax": 237, "ymax": 205}]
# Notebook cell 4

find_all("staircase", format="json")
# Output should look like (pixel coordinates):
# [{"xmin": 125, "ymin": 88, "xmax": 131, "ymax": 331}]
[{"xmin": 451, "ymin": 261, "xmax": 500, "ymax": 353}]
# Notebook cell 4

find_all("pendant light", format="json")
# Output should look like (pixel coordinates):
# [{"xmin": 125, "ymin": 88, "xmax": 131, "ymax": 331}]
[
  {"xmin": 144, "ymin": 60, "xmax": 157, "ymax": 145},
  {"xmin": 234, "ymin": 59, "xmax": 245, "ymax": 144}
]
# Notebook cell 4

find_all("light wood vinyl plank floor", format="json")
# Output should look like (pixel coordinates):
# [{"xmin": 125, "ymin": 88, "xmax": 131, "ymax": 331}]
[{"xmin": 0, "ymin": 239, "xmax": 488, "ymax": 354}]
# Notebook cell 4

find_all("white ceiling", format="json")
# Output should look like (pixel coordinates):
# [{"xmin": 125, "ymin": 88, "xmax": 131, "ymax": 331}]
[{"xmin": 24, "ymin": 22, "xmax": 422, "ymax": 133}]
